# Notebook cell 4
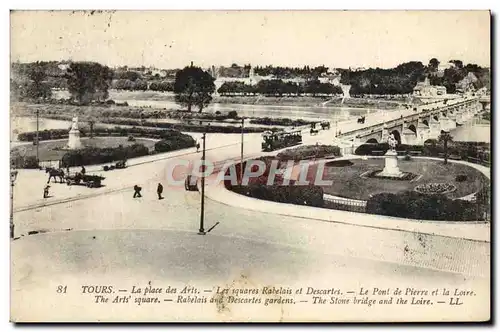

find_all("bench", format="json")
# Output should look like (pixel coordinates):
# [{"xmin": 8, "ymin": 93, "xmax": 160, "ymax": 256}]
[
  {"xmin": 372, "ymin": 150, "xmax": 385, "ymax": 156},
  {"xmin": 409, "ymin": 151, "xmax": 423, "ymax": 156}
]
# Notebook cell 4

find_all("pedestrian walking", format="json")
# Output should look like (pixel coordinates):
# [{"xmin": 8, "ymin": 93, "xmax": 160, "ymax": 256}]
[
  {"xmin": 81, "ymin": 165, "xmax": 86, "ymax": 175},
  {"xmin": 157, "ymin": 183, "xmax": 164, "ymax": 200},
  {"xmin": 133, "ymin": 185, "xmax": 142, "ymax": 198},
  {"xmin": 43, "ymin": 185, "xmax": 50, "ymax": 199},
  {"xmin": 196, "ymin": 142, "xmax": 200, "ymax": 152},
  {"xmin": 66, "ymin": 166, "xmax": 70, "ymax": 175}
]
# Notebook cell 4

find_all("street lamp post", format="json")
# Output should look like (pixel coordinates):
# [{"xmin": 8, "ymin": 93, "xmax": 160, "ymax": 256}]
[
  {"xmin": 240, "ymin": 118, "xmax": 245, "ymax": 184},
  {"xmin": 198, "ymin": 131, "xmax": 207, "ymax": 235},
  {"xmin": 35, "ymin": 109, "xmax": 39, "ymax": 165},
  {"xmin": 10, "ymin": 170, "xmax": 18, "ymax": 239}
]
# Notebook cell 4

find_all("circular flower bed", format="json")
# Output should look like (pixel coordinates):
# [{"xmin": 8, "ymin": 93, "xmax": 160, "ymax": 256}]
[{"xmin": 414, "ymin": 182, "xmax": 457, "ymax": 195}]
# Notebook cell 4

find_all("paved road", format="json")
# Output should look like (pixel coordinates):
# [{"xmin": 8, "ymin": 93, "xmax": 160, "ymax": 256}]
[{"xmin": 10, "ymin": 98, "xmax": 490, "ymax": 321}]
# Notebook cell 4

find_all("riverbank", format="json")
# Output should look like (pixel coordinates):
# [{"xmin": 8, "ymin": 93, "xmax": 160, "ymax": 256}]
[
  {"xmin": 213, "ymin": 95, "xmax": 408, "ymax": 109},
  {"xmin": 55, "ymin": 89, "xmax": 407, "ymax": 110},
  {"xmin": 10, "ymin": 102, "xmax": 274, "ymax": 135}
]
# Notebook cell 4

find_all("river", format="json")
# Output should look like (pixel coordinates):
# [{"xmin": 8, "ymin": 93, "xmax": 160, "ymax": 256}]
[
  {"xmin": 450, "ymin": 117, "xmax": 490, "ymax": 143},
  {"xmin": 51, "ymin": 89, "xmax": 388, "ymax": 122}
]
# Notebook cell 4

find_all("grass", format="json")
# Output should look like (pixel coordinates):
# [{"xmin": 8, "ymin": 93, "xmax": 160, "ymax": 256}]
[
  {"xmin": 319, "ymin": 158, "xmax": 487, "ymax": 200},
  {"xmin": 11, "ymin": 137, "xmax": 158, "ymax": 161}
]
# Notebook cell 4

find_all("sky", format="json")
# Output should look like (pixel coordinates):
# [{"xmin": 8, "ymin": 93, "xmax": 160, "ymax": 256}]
[{"xmin": 10, "ymin": 10, "xmax": 490, "ymax": 69}]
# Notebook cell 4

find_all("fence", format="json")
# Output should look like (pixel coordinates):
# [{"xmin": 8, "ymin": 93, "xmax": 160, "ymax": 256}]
[
  {"xmin": 323, "ymin": 195, "xmax": 367, "ymax": 213},
  {"xmin": 39, "ymin": 159, "xmax": 61, "ymax": 169}
]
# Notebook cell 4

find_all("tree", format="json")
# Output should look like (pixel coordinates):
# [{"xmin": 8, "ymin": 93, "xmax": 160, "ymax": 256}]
[
  {"xmin": 87, "ymin": 118, "xmax": 96, "ymax": 139},
  {"xmin": 65, "ymin": 62, "xmax": 113, "ymax": 104},
  {"xmin": 449, "ymin": 60, "xmax": 464, "ymax": 69},
  {"xmin": 174, "ymin": 65, "xmax": 215, "ymax": 112},
  {"xmin": 428, "ymin": 58, "xmax": 440, "ymax": 71},
  {"xmin": 438, "ymin": 131, "xmax": 453, "ymax": 164}
]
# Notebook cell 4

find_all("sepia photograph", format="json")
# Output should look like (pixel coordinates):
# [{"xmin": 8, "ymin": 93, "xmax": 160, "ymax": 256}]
[{"xmin": 9, "ymin": 10, "xmax": 491, "ymax": 322}]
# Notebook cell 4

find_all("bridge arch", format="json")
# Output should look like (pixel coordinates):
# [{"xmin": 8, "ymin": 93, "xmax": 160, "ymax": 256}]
[
  {"xmin": 422, "ymin": 119, "xmax": 429, "ymax": 127},
  {"xmin": 366, "ymin": 138, "xmax": 378, "ymax": 144},
  {"xmin": 408, "ymin": 124, "xmax": 417, "ymax": 133},
  {"xmin": 433, "ymin": 115, "xmax": 439, "ymax": 121},
  {"xmin": 390, "ymin": 130, "xmax": 402, "ymax": 144}
]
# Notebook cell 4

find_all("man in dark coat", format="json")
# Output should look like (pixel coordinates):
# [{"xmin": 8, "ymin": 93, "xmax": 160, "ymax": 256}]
[
  {"xmin": 81, "ymin": 165, "xmax": 86, "ymax": 175},
  {"xmin": 43, "ymin": 185, "xmax": 50, "ymax": 198},
  {"xmin": 133, "ymin": 185, "xmax": 142, "ymax": 198},
  {"xmin": 157, "ymin": 183, "xmax": 163, "ymax": 200}
]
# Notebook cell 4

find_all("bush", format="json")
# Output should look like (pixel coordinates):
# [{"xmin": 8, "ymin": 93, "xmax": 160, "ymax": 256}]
[
  {"xmin": 128, "ymin": 135, "xmax": 136, "ymax": 142},
  {"xmin": 455, "ymin": 174, "xmax": 468, "ymax": 182},
  {"xmin": 227, "ymin": 158, "xmax": 323, "ymax": 207},
  {"xmin": 61, "ymin": 144, "xmax": 150, "ymax": 167},
  {"xmin": 325, "ymin": 160, "xmax": 353, "ymax": 167},
  {"xmin": 366, "ymin": 191, "xmax": 485, "ymax": 221},
  {"xmin": 249, "ymin": 117, "xmax": 313, "ymax": 127},
  {"xmin": 227, "ymin": 110, "xmax": 238, "ymax": 119},
  {"xmin": 154, "ymin": 134, "xmax": 195, "ymax": 153},
  {"xmin": 277, "ymin": 145, "xmax": 341, "ymax": 161},
  {"xmin": 11, "ymin": 155, "xmax": 39, "ymax": 169},
  {"xmin": 404, "ymin": 154, "xmax": 412, "ymax": 161},
  {"xmin": 232, "ymin": 183, "xmax": 324, "ymax": 208}
]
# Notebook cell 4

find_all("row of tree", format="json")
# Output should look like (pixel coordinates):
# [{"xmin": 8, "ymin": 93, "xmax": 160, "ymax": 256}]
[
  {"xmin": 339, "ymin": 61, "xmax": 427, "ymax": 95},
  {"xmin": 253, "ymin": 65, "xmax": 330, "ymax": 79},
  {"xmin": 427, "ymin": 58, "xmax": 490, "ymax": 93},
  {"xmin": 339, "ymin": 59, "xmax": 489, "ymax": 95},
  {"xmin": 217, "ymin": 80, "xmax": 343, "ymax": 96}
]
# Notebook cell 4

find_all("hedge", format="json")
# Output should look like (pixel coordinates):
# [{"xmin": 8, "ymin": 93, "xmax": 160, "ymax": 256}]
[
  {"xmin": 154, "ymin": 133, "xmax": 195, "ymax": 153},
  {"xmin": 366, "ymin": 191, "xmax": 487, "ymax": 221},
  {"xmin": 277, "ymin": 145, "xmax": 342, "ymax": 161},
  {"xmin": 354, "ymin": 141, "xmax": 490, "ymax": 166},
  {"xmin": 19, "ymin": 126, "xmax": 196, "ymax": 143},
  {"xmin": 232, "ymin": 183, "xmax": 324, "ymax": 207},
  {"xmin": 60, "ymin": 144, "xmax": 150, "ymax": 167},
  {"xmin": 226, "ymin": 158, "xmax": 324, "ymax": 207},
  {"xmin": 11, "ymin": 155, "xmax": 39, "ymax": 169},
  {"xmin": 249, "ymin": 117, "xmax": 313, "ymax": 127}
]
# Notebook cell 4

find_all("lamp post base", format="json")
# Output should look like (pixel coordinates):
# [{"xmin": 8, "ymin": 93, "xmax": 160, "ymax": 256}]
[{"xmin": 197, "ymin": 231, "xmax": 206, "ymax": 235}]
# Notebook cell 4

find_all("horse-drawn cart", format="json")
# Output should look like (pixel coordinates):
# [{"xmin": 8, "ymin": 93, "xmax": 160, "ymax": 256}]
[{"xmin": 66, "ymin": 173, "xmax": 105, "ymax": 188}]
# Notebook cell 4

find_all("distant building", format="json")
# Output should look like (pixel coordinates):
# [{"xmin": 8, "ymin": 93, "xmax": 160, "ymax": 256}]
[{"xmin": 413, "ymin": 77, "xmax": 447, "ymax": 96}]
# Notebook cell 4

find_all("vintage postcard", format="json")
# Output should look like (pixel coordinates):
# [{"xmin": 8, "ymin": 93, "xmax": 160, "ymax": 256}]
[{"xmin": 9, "ymin": 10, "xmax": 491, "ymax": 322}]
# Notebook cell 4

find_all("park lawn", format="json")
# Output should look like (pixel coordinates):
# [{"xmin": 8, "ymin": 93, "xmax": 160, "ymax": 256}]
[
  {"xmin": 321, "ymin": 158, "xmax": 487, "ymax": 200},
  {"xmin": 11, "ymin": 137, "xmax": 158, "ymax": 161}
]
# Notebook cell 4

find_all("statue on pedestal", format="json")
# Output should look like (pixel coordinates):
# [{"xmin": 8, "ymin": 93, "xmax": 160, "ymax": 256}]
[
  {"xmin": 67, "ymin": 116, "xmax": 82, "ymax": 150},
  {"xmin": 71, "ymin": 116, "xmax": 79, "ymax": 131},
  {"xmin": 387, "ymin": 133, "xmax": 397, "ymax": 151}
]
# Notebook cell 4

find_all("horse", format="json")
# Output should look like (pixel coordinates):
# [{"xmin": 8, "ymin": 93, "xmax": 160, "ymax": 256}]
[
  {"xmin": 357, "ymin": 116, "xmax": 366, "ymax": 124},
  {"xmin": 320, "ymin": 121, "xmax": 330, "ymax": 130},
  {"xmin": 310, "ymin": 128, "xmax": 319, "ymax": 136},
  {"xmin": 46, "ymin": 167, "xmax": 65, "ymax": 184}
]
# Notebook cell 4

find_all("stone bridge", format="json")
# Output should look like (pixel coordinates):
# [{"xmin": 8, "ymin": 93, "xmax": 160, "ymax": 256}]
[{"xmin": 339, "ymin": 97, "xmax": 484, "ymax": 146}]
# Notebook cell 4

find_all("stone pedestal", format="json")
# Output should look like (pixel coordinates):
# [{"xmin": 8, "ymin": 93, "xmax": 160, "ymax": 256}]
[
  {"xmin": 378, "ymin": 150, "xmax": 403, "ymax": 177},
  {"xmin": 67, "ymin": 128, "xmax": 82, "ymax": 149}
]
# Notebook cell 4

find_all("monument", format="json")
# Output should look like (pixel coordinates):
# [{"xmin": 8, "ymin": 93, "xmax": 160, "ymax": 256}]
[
  {"xmin": 340, "ymin": 84, "xmax": 351, "ymax": 104},
  {"xmin": 67, "ymin": 116, "xmax": 82, "ymax": 150},
  {"xmin": 377, "ymin": 133, "xmax": 403, "ymax": 177}
]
